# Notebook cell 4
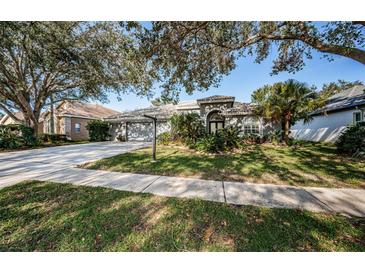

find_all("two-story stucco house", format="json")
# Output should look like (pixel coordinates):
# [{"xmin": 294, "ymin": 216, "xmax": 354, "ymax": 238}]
[{"xmin": 105, "ymin": 95, "xmax": 275, "ymax": 142}]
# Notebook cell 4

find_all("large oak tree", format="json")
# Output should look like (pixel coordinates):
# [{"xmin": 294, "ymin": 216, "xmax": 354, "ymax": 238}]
[
  {"xmin": 140, "ymin": 21, "xmax": 365, "ymax": 101},
  {"xmin": 0, "ymin": 22, "xmax": 153, "ymax": 133}
]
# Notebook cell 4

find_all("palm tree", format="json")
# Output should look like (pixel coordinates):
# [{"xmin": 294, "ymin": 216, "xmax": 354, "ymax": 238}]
[{"xmin": 252, "ymin": 79, "xmax": 318, "ymax": 144}]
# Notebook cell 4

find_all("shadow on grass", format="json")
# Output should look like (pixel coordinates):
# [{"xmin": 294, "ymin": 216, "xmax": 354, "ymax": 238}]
[
  {"xmin": 86, "ymin": 144, "xmax": 365, "ymax": 188},
  {"xmin": 0, "ymin": 181, "xmax": 364, "ymax": 251}
]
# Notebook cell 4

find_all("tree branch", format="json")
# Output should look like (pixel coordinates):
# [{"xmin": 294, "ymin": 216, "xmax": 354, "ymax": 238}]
[{"xmin": 261, "ymin": 33, "xmax": 365, "ymax": 66}]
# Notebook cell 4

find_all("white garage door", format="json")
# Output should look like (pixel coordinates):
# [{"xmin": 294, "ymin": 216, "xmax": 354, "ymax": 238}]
[{"xmin": 127, "ymin": 122, "xmax": 153, "ymax": 141}]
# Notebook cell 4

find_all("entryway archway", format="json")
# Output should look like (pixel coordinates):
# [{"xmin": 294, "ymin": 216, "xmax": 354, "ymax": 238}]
[{"xmin": 207, "ymin": 110, "xmax": 224, "ymax": 134}]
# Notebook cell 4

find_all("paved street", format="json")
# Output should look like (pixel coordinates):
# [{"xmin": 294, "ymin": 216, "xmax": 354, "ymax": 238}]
[{"xmin": 1, "ymin": 142, "xmax": 364, "ymax": 217}]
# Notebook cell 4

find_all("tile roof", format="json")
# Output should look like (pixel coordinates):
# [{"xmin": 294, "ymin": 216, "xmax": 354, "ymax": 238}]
[
  {"xmin": 105, "ymin": 104, "xmax": 177, "ymax": 122},
  {"xmin": 176, "ymin": 100, "xmax": 200, "ymax": 110},
  {"xmin": 105, "ymin": 95, "xmax": 258, "ymax": 122},
  {"xmin": 312, "ymin": 85, "xmax": 365, "ymax": 115},
  {"xmin": 197, "ymin": 95, "xmax": 235, "ymax": 104},
  {"xmin": 57, "ymin": 101, "xmax": 120, "ymax": 119},
  {"xmin": 222, "ymin": 102, "xmax": 255, "ymax": 116}
]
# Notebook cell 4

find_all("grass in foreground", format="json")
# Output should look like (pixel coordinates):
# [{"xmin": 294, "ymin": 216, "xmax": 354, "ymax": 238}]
[
  {"xmin": 0, "ymin": 181, "xmax": 364, "ymax": 251},
  {"xmin": 83, "ymin": 142, "xmax": 365, "ymax": 189}
]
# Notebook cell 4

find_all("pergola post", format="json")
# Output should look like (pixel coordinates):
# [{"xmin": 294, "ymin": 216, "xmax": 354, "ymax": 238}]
[{"xmin": 143, "ymin": 114, "xmax": 157, "ymax": 162}]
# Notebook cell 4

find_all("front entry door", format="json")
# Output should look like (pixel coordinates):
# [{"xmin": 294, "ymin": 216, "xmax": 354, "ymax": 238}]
[{"xmin": 209, "ymin": 121, "xmax": 224, "ymax": 134}]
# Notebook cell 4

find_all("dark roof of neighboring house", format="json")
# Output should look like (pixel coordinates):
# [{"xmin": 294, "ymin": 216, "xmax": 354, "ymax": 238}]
[
  {"xmin": 197, "ymin": 95, "xmax": 235, "ymax": 104},
  {"xmin": 51, "ymin": 101, "xmax": 120, "ymax": 119},
  {"xmin": 312, "ymin": 85, "xmax": 365, "ymax": 115}
]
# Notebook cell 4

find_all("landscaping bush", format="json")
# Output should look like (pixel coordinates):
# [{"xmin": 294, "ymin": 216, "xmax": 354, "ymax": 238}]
[
  {"xmin": 157, "ymin": 132, "xmax": 172, "ymax": 145},
  {"xmin": 336, "ymin": 122, "xmax": 365, "ymax": 157},
  {"xmin": 18, "ymin": 124, "xmax": 38, "ymax": 146},
  {"xmin": 266, "ymin": 129, "xmax": 282, "ymax": 144},
  {"xmin": 170, "ymin": 113, "xmax": 205, "ymax": 146},
  {"xmin": 240, "ymin": 134, "xmax": 263, "ymax": 145},
  {"xmin": 196, "ymin": 126, "xmax": 241, "ymax": 153},
  {"xmin": 39, "ymin": 133, "xmax": 68, "ymax": 143},
  {"xmin": 0, "ymin": 125, "xmax": 23, "ymax": 149},
  {"xmin": 221, "ymin": 126, "xmax": 241, "ymax": 150},
  {"xmin": 86, "ymin": 120, "xmax": 111, "ymax": 141},
  {"xmin": 196, "ymin": 132, "xmax": 225, "ymax": 153},
  {"xmin": 0, "ymin": 124, "xmax": 39, "ymax": 149}
]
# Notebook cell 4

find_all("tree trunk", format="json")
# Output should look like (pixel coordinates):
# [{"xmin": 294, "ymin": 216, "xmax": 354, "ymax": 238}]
[
  {"xmin": 50, "ymin": 94, "xmax": 55, "ymax": 134},
  {"xmin": 283, "ymin": 118, "xmax": 290, "ymax": 145},
  {"xmin": 33, "ymin": 119, "xmax": 39, "ymax": 137},
  {"xmin": 281, "ymin": 119, "xmax": 285, "ymax": 142}
]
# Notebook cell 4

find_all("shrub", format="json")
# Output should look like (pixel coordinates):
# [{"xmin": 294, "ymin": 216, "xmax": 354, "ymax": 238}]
[
  {"xmin": 170, "ymin": 113, "xmax": 205, "ymax": 146},
  {"xmin": 240, "ymin": 134, "xmax": 263, "ymax": 145},
  {"xmin": 39, "ymin": 133, "xmax": 68, "ymax": 143},
  {"xmin": 336, "ymin": 123, "xmax": 365, "ymax": 157},
  {"xmin": 18, "ymin": 124, "xmax": 37, "ymax": 146},
  {"xmin": 86, "ymin": 120, "xmax": 111, "ymax": 142},
  {"xmin": 157, "ymin": 132, "xmax": 172, "ymax": 145},
  {"xmin": 0, "ymin": 124, "xmax": 40, "ymax": 149},
  {"xmin": 266, "ymin": 129, "xmax": 282, "ymax": 144},
  {"xmin": 0, "ymin": 125, "xmax": 23, "ymax": 149},
  {"xmin": 196, "ymin": 132, "xmax": 225, "ymax": 153},
  {"xmin": 221, "ymin": 126, "xmax": 241, "ymax": 150}
]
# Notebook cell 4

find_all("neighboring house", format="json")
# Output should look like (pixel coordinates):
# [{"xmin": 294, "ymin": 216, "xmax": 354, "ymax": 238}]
[
  {"xmin": 291, "ymin": 85, "xmax": 365, "ymax": 142},
  {"xmin": 0, "ymin": 111, "xmax": 25, "ymax": 125},
  {"xmin": 42, "ymin": 101, "xmax": 120, "ymax": 141},
  {"xmin": 105, "ymin": 95, "xmax": 275, "ymax": 142},
  {"xmin": 0, "ymin": 112, "xmax": 44, "ymax": 135}
]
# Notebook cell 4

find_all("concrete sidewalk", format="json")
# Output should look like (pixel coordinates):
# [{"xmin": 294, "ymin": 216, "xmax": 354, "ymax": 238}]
[
  {"xmin": 7, "ymin": 165, "xmax": 364, "ymax": 217},
  {"xmin": 1, "ymin": 142, "xmax": 364, "ymax": 217}
]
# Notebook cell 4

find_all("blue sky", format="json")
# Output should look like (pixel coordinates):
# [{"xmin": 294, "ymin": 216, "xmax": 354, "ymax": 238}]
[{"xmin": 103, "ymin": 43, "xmax": 365, "ymax": 112}]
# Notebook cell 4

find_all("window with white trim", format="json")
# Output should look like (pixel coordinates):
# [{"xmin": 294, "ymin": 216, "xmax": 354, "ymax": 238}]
[
  {"xmin": 244, "ymin": 124, "xmax": 260, "ymax": 135},
  {"xmin": 75, "ymin": 123, "xmax": 81, "ymax": 133}
]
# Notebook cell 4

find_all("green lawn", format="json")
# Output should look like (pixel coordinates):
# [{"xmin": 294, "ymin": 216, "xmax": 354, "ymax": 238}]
[
  {"xmin": 83, "ymin": 142, "xmax": 365, "ymax": 189},
  {"xmin": 0, "ymin": 181, "xmax": 364, "ymax": 251}
]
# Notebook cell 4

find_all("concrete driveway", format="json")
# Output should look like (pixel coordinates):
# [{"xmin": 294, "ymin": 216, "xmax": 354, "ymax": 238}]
[
  {"xmin": 0, "ymin": 141, "xmax": 149, "ymax": 187},
  {"xmin": 0, "ymin": 141, "xmax": 149, "ymax": 166}
]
